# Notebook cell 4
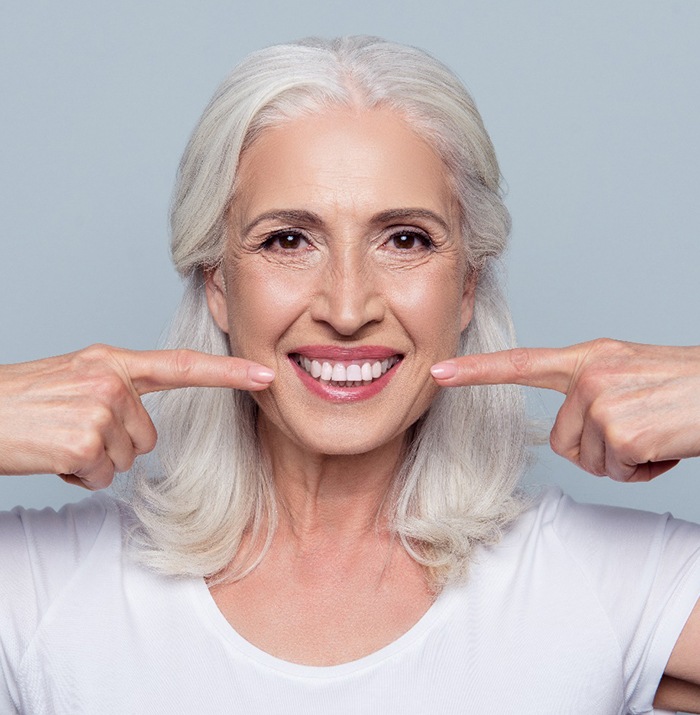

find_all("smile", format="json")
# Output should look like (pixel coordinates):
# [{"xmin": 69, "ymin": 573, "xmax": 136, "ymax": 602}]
[
  {"xmin": 287, "ymin": 347, "xmax": 403, "ymax": 403},
  {"xmin": 290, "ymin": 354, "xmax": 401, "ymax": 386}
]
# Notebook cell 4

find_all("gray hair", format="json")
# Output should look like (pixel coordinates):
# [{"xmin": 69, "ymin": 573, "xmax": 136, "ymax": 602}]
[{"xmin": 123, "ymin": 36, "xmax": 530, "ymax": 587}]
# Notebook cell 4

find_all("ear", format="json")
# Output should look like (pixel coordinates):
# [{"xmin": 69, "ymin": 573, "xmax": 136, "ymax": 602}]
[
  {"xmin": 460, "ymin": 272, "xmax": 477, "ymax": 331},
  {"xmin": 204, "ymin": 266, "xmax": 230, "ymax": 334}
]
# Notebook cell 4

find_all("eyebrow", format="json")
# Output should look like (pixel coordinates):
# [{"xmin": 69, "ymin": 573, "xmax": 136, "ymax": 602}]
[
  {"xmin": 242, "ymin": 210, "xmax": 323, "ymax": 235},
  {"xmin": 242, "ymin": 207, "xmax": 450, "ymax": 235},
  {"xmin": 369, "ymin": 208, "xmax": 450, "ymax": 232}
]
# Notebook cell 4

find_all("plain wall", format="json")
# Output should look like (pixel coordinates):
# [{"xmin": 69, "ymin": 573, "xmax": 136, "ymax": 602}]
[{"xmin": 1, "ymin": 0, "xmax": 699, "ymax": 520}]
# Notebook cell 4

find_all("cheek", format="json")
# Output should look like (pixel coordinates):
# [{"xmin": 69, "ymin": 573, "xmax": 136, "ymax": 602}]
[
  {"xmin": 225, "ymin": 266, "xmax": 310, "ymax": 357},
  {"xmin": 389, "ymin": 271, "xmax": 464, "ymax": 350}
]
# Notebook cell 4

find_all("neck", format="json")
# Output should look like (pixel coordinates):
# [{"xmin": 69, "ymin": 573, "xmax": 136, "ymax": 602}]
[{"xmin": 258, "ymin": 416, "xmax": 408, "ymax": 542}]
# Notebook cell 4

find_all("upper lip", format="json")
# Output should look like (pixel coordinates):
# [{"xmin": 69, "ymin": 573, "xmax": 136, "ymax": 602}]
[{"xmin": 291, "ymin": 345, "xmax": 402, "ymax": 360}]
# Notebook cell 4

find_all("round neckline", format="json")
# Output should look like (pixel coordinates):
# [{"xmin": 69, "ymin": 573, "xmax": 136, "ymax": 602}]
[{"xmin": 189, "ymin": 576, "xmax": 461, "ymax": 678}]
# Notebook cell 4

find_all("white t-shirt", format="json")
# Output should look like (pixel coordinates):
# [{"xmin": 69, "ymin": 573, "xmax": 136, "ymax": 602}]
[{"xmin": 1, "ymin": 487, "xmax": 699, "ymax": 715}]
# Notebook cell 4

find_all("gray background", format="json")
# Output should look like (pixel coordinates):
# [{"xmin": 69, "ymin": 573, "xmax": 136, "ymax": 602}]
[{"xmin": 1, "ymin": 0, "xmax": 699, "ymax": 520}]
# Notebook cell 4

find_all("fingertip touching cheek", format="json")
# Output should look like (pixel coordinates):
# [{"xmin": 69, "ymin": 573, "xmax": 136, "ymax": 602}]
[{"xmin": 206, "ymin": 106, "xmax": 475, "ymax": 456}]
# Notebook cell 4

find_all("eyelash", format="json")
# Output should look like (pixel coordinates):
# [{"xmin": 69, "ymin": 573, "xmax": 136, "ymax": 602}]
[
  {"xmin": 259, "ymin": 228, "xmax": 435, "ymax": 252},
  {"xmin": 260, "ymin": 230, "xmax": 310, "ymax": 251},
  {"xmin": 385, "ymin": 229, "xmax": 434, "ymax": 251}
]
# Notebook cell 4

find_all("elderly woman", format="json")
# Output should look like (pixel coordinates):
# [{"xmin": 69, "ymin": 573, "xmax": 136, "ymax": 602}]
[{"xmin": 1, "ymin": 36, "xmax": 700, "ymax": 713}]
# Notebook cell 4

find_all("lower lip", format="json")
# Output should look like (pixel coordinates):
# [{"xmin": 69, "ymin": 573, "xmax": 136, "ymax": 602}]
[{"xmin": 288, "ymin": 356, "xmax": 400, "ymax": 403}]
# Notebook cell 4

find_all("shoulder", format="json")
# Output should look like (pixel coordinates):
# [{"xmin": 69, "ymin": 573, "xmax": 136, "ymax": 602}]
[
  {"xmin": 506, "ymin": 486, "xmax": 700, "ymax": 579},
  {"xmin": 0, "ymin": 493, "xmax": 132, "ymax": 702},
  {"xmin": 0, "ymin": 493, "xmax": 127, "ymax": 606},
  {"xmin": 493, "ymin": 486, "xmax": 700, "ymax": 623},
  {"xmin": 505, "ymin": 486, "xmax": 700, "ymax": 657},
  {"xmin": 521, "ymin": 485, "xmax": 700, "ymax": 560},
  {"xmin": 0, "ymin": 492, "xmax": 124, "ymax": 551}
]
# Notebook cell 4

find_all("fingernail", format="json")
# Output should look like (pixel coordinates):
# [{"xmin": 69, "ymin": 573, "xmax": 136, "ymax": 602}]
[
  {"xmin": 430, "ymin": 362, "xmax": 457, "ymax": 379},
  {"xmin": 248, "ymin": 365, "xmax": 275, "ymax": 384}
]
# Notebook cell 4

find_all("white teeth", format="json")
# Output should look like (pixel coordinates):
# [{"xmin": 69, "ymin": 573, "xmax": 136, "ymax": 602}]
[
  {"xmin": 295, "ymin": 354, "xmax": 400, "ymax": 386},
  {"xmin": 346, "ymin": 364, "xmax": 362, "ymax": 381},
  {"xmin": 331, "ymin": 363, "xmax": 346, "ymax": 381},
  {"xmin": 321, "ymin": 362, "xmax": 333, "ymax": 381}
]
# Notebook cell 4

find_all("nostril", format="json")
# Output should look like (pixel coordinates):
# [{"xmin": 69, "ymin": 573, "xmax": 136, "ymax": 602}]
[{"xmin": 309, "ymin": 282, "xmax": 385, "ymax": 336}]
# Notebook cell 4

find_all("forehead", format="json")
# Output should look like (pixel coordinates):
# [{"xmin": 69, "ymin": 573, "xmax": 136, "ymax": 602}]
[{"xmin": 231, "ymin": 107, "xmax": 458, "ymax": 224}]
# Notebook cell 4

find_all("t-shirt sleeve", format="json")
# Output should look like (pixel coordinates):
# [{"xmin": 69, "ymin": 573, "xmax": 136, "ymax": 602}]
[
  {"xmin": 547, "ymin": 492, "xmax": 700, "ymax": 714},
  {"xmin": 0, "ymin": 495, "xmax": 112, "ymax": 712}
]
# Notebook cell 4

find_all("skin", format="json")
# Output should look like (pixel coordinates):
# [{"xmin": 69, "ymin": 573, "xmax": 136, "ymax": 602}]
[
  {"xmin": 432, "ymin": 340, "xmax": 700, "ymax": 483},
  {"xmin": 0, "ymin": 346, "xmax": 274, "ymax": 488},
  {"xmin": 206, "ymin": 106, "xmax": 473, "ymax": 464},
  {"xmin": 204, "ymin": 107, "xmax": 472, "ymax": 664},
  {"xmin": 0, "ymin": 106, "xmax": 698, "ymax": 706}
]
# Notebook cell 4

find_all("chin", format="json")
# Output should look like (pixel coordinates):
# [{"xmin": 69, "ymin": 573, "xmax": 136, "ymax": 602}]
[{"xmin": 293, "ymin": 423, "xmax": 409, "ymax": 457}]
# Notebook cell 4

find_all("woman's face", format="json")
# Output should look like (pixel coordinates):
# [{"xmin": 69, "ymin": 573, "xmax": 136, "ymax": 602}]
[{"xmin": 206, "ymin": 106, "xmax": 475, "ymax": 456}]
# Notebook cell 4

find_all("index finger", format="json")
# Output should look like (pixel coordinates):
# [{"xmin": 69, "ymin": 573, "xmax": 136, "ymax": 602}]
[
  {"xmin": 115, "ymin": 349, "xmax": 275, "ymax": 395},
  {"xmin": 430, "ymin": 347, "xmax": 580, "ymax": 393}
]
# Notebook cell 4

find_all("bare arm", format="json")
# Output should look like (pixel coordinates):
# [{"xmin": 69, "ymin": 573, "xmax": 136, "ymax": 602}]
[{"xmin": 654, "ymin": 674, "xmax": 700, "ymax": 713}]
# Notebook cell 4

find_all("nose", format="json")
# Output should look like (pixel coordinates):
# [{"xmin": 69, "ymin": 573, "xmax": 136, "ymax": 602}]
[{"xmin": 310, "ymin": 247, "xmax": 385, "ymax": 336}]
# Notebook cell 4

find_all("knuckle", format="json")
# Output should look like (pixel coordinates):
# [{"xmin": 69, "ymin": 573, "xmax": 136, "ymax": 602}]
[
  {"xmin": 92, "ymin": 373, "xmax": 128, "ymax": 404},
  {"xmin": 549, "ymin": 429, "xmax": 568, "ymax": 458},
  {"xmin": 580, "ymin": 458, "xmax": 606, "ymax": 477},
  {"xmin": 574, "ymin": 339, "xmax": 631, "ymax": 391},
  {"xmin": 586, "ymin": 398, "xmax": 613, "ymax": 427},
  {"xmin": 605, "ymin": 422, "xmax": 634, "ymax": 454},
  {"xmin": 588, "ymin": 338, "xmax": 636, "ymax": 370},
  {"xmin": 606, "ymin": 461, "xmax": 633, "ymax": 482},
  {"xmin": 548, "ymin": 430, "xmax": 561, "ymax": 455},
  {"xmin": 605, "ymin": 428, "xmax": 650, "ymax": 471},
  {"xmin": 173, "ymin": 349, "xmax": 197, "ymax": 380},
  {"xmin": 139, "ymin": 425, "xmax": 158, "ymax": 454},
  {"xmin": 70, "ymin": 345, "xmax": 131, "ymax": 404},
  {"xmin": 115, "ymin": 453, "xmax": 136, "ymax": 473},
  {"xmin": 590, "ymin": 337, "xmax": 617, "ymax": 352},
  {"xmin": 588, "ymin": 337, "xmax": 627, "ymax": 359},
  {"xmin": 87, "ymin": 471, "xmax": 114, "ymax": 491},
  {"xmin": 86, "ymin": 403, "xmax": 115, "ymax": 431},
  {"xmin": 67, "ymin": 432, "xmax": 105, "ymax": 466},
  {"xmin": 78, "ymin": 343, "xmax": 113, "ymax": 364},
  {"xmin": 550, "ymin": 436, "xmax": 580, "ymax": 465}
]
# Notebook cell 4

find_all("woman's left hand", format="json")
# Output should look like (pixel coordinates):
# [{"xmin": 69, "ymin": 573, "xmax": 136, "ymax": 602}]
[{"xmin": 431, "ymin": 339, "xmax": 700, "ymax": 482}]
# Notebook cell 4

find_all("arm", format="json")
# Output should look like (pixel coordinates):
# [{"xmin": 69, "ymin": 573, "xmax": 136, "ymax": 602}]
[
  {"xmin": 432, "ymin": 338, "xmax": 700, "ymax": 708},
  {"xmin": 663, "ymin": 598, "xmax": 700, "ymax": 706},
  {"xmin": 655, "ymin": 674, "xmax": 700, "ymax": 713},
  {"xmin": 0, "ymin": 344, "xmax": 274, "ymax": 489}
]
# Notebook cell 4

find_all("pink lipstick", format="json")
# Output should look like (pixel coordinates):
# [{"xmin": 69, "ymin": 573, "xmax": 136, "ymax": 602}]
[{"xmin": 288, "ymin": 346, "xmax": 403, "ymax": 403}]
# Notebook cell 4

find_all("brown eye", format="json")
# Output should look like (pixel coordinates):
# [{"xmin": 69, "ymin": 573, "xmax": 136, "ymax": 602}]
[
  {"xmin": 390, "ymin": 231, "xmax": 432, "ymax": 250},
  {"xmin": 263, "ymin": 231, "xmax": 308, "ymax": 250}
]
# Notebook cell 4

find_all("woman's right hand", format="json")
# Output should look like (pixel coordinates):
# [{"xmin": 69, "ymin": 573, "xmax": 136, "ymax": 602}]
[{"xmin": 0, "ymin": 344, "xmax": 274, "ymax": 490}]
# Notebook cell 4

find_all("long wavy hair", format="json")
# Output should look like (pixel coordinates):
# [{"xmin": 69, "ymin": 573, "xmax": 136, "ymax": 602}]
[{"xmin": 123, "ymin": 36, "xmax": 531, "ymax": 587}]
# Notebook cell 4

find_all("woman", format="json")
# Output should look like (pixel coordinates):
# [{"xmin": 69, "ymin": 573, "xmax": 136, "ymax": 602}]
[{"xmin": 1, "ymin": 36, "xmax": 699, "ymax": 713}]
